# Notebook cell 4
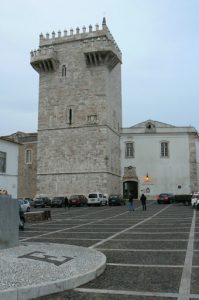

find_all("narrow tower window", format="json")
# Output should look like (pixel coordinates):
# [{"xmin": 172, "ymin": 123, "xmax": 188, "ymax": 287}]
[
  {"xmin": 25, "ymin": 149, "xmax": 32, "ymax": 164},
  {"xmin": 69, "ymin": 109, "xmax": 72, "ymax": 125},
  {"xmin": 62, "ymin": 65, "xmax": 67, "ymax": 77}
]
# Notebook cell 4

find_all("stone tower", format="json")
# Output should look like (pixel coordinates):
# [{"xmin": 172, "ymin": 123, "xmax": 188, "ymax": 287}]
[{"xmin": 30, "ymin": 18, "xmax": 122, "ymax": 197}]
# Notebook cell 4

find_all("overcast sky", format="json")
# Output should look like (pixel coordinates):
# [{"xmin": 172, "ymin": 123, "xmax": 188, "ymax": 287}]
[{"xmin": 1, "ymin": 0, "xmax": 199, "ymax": 135}]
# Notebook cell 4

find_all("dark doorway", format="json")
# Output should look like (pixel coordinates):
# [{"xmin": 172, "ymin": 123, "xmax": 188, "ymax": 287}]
[{"xmin": 123, "ymin": 181, "xmax": 138, "ymax": 199}]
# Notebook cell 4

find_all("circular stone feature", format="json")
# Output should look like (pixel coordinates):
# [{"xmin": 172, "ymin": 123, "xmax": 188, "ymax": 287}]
[{"xmin": 0, "ymin": 242, "xmax": 106, "ymax": 300}]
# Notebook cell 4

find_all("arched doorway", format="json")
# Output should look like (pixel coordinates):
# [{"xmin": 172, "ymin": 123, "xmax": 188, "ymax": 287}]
[{"xmin": 123, "ymin": 181, "xmax": 138, "ymax": 199}]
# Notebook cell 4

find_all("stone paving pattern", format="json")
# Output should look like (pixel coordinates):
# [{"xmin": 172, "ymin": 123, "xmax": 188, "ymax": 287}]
[{"xmin": 17, "ymin": 200, "xmax": 199, "ymax": 299}]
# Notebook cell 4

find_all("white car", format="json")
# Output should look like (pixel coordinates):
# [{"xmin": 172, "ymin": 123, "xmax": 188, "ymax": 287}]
[
  {"xmin": 102, "ymin": 194, "xmax": 108, "ymax": 206},
  {"xmin": 18, "ymin": 199, "xmax": 31, "ymax": 212},
  {"xmin": 191, "ymin": 193, "xmax": 199, "ymax": 208},
  {"xmin": 88, "ymin": 193, "xmax": 107, "ymax": 206}
]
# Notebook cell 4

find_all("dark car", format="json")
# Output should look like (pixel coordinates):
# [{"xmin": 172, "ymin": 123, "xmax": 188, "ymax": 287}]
[
  {"xmin": 69, "ymin": 195, "xmax": 87, "ymax": 206},
  {"xmin": 51, "ymin": 197, "xmax": 66, "ymax": 208},
  {"xmin": 108, "ymin": 194, "xmax": 125, "ymax": 206},
  {"xmin": 34, "ymin": 197, "xmax": 51, "ymax": 208},
  {"xmin": 157, "ymin": 193, "xmax": 175, "ymax": 204},
  {"xmin": 19, "ymin": 206, "xmax": 25, "ymax": 230}
]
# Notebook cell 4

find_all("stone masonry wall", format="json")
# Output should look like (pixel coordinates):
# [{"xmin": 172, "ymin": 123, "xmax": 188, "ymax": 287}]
[{"xmin": 34, "ymin": 21, "xmax": 122, "ymax": 197}]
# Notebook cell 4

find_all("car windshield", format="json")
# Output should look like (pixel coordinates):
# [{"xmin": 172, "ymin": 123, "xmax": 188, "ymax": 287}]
[
  {"xmin": 109, "ymin": 195, "xmax": 118, "ymax": 199},
  {"xmin": 89, "ymin": 194, "xmax": 97, "ymax": 198},
  {"xmin": 53, "ymin": 197, "xmax": 63, "ymax": 200},
  {"xmin": 70, "ymin": 195, "xmax": 78, "ymax": 200}
]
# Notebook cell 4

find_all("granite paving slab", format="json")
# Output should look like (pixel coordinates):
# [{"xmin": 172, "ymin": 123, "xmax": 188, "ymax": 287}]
[
  {"xmin": 194, "ymin": 241, "xmax": 199, "ymax": 250},
  {"xmin": 25, "ymin": 239, "xmax": 99, "ymax": 247},
  {"xmin": 41, "ymin": 233, "xmax": 112, "ymax": 239},
  {"xmin": 34, "ymin": 289, "xmax": 178, "ymax": 300},
  {"xmin": 127, "ymin": 228, "xmax": 190, "ymax": 232},
  {"xmin": 81, "ymin": 265, "xmax": 182, "ymax": 293},
  {"xmin": 97, "ymin": 240, "xmax": 188, "ymax": 250},
  {"xmin": 67, "ymin": 228, "xmax": 119, "ymax": 232},
  {"xmin": 102, "ymin": 250, "xmax": 186, "ymax": 265},
  {"xmin": 113, "ymin": 233, "xmax": 189, "ymax": 240},
  {"xmin": 191, "ymin": 269, "xmax": 199, "ymax": 294},
  {"xmin": 0, "ymin": 242, "xmax": 106, "ymax": 300},
  {"xmin": 193, "ymin": 252, "xmax": 199, "ymax": 265}
]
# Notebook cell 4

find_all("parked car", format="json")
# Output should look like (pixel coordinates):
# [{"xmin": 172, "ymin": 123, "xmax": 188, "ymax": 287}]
[
  {"xmin": 51, "ymin": 197, "xmax": 66, "ymax": 208},
  {"xmin": 102, "ymin": 194, "xmax": 108, "ymax": 206},
  {"xmin": 108, "ymin": 194, "xmax": 125, "ymax": 206},
  {"xmin": 191, "ymin": 192, "xmax": 199, "ymax": 208},
  {"xmin": 24, "ymin": 198, "xmax": 34, "ymax": 207},
  {"xmin": 69, "ymin": 195, "xmax": 87, "ymax": 206},
  {"xmin": 87, "ymin": 193, "xmax": 104, "ymax": 206},
  {"xmin": 19, "ymin": 205, "xmax": 25, "ymax": 230},
  {"xmin": 34, "ymin": 197, "xmax": 51, "ymax": 208},
  {"xmin": 18, "ymin": 199, "xmax": 31, "ymax": 212},
  {"xmin": 174, "ymin": 194, "xmax": 191, "ymax": 206},
  {"xmin": 157, "ymin": 193, "xmax": 175, "ymax": 204}
]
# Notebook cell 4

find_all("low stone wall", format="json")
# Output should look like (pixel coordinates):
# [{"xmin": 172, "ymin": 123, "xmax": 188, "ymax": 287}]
[
  {"xmin": 25, "ymin": 210, "xmax": 51, "ymax": 222},
  {"xmin": 0, "ymin": 196, "xmax": 19, "ymax": 250}
]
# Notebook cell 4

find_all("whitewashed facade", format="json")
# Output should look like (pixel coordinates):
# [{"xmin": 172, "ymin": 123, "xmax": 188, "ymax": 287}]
[
  {"xmin": 121, "ymin": 120, "xmax": 199, "ymax": 199},
  {"xmin": 0, "ymin": 138, "xmax": 19, "ymax": 198}
]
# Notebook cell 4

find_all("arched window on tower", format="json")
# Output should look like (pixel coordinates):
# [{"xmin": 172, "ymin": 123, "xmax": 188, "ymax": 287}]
[{"xmin": 62, "ymin": 65, "xmax": 67, "ymax": 77}]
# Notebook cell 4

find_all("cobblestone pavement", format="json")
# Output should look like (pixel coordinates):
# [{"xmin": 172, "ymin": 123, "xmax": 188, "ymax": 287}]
[{"xmin": 19, "ymin": 201, "xmax": 199, "ymax": 300}]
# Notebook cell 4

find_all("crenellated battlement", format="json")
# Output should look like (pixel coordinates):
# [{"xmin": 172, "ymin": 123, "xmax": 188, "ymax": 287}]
[
  {"xmin": 37, "ymin": 18, "xmax": 121, "ymax": 55},
  {"xmin": 30, "ymin": 18, "xmax": 122, "ymax": 72}
]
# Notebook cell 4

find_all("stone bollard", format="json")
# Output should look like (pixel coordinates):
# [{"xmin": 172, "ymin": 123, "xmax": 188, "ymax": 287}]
[{"xmin": 0, "ymin": 195, "xmax": 19, "ymax": 250}]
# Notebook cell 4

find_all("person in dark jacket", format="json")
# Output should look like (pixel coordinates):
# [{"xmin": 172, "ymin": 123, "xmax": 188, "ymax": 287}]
[
  {"xmin": 64, "ymin": 196, "xmax": 70, "ymax": 209},
  {"xmin": 140, "ymin": 193, "xmax": 147, "ymax": 210}
]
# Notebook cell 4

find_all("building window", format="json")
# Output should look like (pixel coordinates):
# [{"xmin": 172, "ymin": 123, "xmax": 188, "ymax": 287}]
[
  {"xmin": 62, "ymin": 65, "xmax": 66, "ymax": 77},
  {"xmin": 25, "ymin": 149, "xmax": 32, "ymax": 164},
  {"xmin": 125, "ymin": 142, "xmax": 134, "ymax": 158},
  {"xmin": 69, "ymin": 109, "xmax": 72, "ymax": 125},
  {"xmin": 0, "ymin": 151, "xmax": 6, "ymax": 173},
  {"xmin": 161, "ymin": 142, "xmax": 169, "ymax": 157}
]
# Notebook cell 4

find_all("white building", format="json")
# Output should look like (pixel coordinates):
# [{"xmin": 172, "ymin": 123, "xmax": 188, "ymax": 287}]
[
  {"xmin": 121, "ymin": 120, "xmax": 199, "ymax": 199},
  {"xmin": 0, "ymin": 137, "xmax": 20, "ymax": 198}
]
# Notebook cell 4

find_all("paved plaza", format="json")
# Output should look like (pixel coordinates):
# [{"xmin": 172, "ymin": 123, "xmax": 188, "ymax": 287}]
[{"xmin": 17, "ymin": 201, "xmax": 199, "ymax": 300}]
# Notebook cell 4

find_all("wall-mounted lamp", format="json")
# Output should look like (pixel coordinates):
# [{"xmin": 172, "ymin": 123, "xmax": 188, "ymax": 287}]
[{"xmin": 144, "ymin": 173, "xmax": 150, "ymax": 182}]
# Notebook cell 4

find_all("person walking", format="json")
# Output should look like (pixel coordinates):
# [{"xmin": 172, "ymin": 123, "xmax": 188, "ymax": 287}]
[
  {"xmin": 64, "ymin": 196, "xmax": 69, "ymax": 209},
  {"xmin": 140, "ymin": 193, "xmax": 147, "ymax": 211},
  {"xmin": 128, "ymin": 192, "xmax": 134, "ymax": 213}
]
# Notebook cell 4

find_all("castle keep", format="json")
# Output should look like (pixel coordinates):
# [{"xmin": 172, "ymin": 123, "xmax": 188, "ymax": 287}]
[{"xmin": 30, "ymin": 18, "xmax": 122, "ymax": 197}]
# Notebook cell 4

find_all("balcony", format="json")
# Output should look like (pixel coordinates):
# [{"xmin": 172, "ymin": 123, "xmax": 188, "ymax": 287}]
[{"xmin": 30, "ymin": 47, "xmax": 59, "ymax": 73}]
